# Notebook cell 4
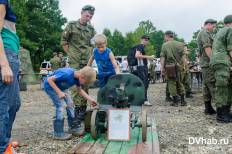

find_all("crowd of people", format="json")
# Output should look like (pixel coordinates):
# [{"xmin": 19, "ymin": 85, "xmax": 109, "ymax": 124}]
[{"xmin": 1, "ymin": 1, "xmax": 232, "ymax": 153}]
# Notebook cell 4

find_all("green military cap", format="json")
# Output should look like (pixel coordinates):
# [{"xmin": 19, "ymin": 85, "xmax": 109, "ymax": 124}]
[
  {"xmin": 204, "ymin": 19, "xmax": 217, "ymax": 24},
  {"xmin": 82, "ymin": 5, "xmax": 95, "ymax": 14},
  {"xmin": 164, "ymin": 30, "xmax": 174, "ymax": 37},
  {"xmin": 224, "ymin": 15, "xmax": 232, "ymax": 24},
  {"xmin": 141, "ymin": 35, "xmax": 150, "ymax": 40}
]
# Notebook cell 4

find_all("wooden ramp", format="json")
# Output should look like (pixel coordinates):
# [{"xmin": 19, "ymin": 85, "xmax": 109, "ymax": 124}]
[{"xmin": 68, "ymin": 111, "xmax": 160, "ymax": 154}]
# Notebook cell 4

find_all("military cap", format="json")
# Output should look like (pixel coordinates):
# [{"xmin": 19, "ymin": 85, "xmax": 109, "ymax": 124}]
[
  {"xmin": 224, "ymin": 15, "xmax": 232, "ymax": 24},
  {"xmin": 141, "ymin": 35, "xmax": 150, "ymax": 40},
  {"xmin": 82, "ymin": 5, "xmax": 95, "ymax": 14},
  {"xmin": 164, "ymin": 30, "xmax": 174, "ymax": 37},
  {"xmin": 53, "ymin": 52, "xmax": 57, "ymax": 56},
  {"xmin": 204, "ymin": 19, "xmax": 217, "ymax": 24}
]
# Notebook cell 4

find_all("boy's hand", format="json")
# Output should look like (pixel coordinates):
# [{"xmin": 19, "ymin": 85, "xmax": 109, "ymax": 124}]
[
  {"xmin": 58, "ymin": 91, "xmax": 66, "ymax": 99},
  {"xmin": 89, "ymin": 99, "xmax": 98, "ymax": 107}
]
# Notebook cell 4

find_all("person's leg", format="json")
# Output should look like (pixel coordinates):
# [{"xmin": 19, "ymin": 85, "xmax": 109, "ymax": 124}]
[
  {"xmin": 45, "ymin": 89, "xmax": 72, "ymax": 139},
  {"xmin": 202, "ymin": 68, "xmax": 216, "ymax": 115},
  {"xmin": 0, "ymin": 49, "xmax": 21, "ymax": 153},
  {"xmin": 177, "ymin": 71, "xmax": 187, "ymax": 106},
  {"xmin": 168, "ymin": 78, "xmax": 178, "ymax": 106},
  {"xmin": 6, "ymin": 56, "xmax": 21, "ymax": 140}
]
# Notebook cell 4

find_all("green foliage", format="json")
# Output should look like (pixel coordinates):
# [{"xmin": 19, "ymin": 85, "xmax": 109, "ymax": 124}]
[{"xmin": 11, "ymin": 0, "xmax": 67, "ymax": 70}]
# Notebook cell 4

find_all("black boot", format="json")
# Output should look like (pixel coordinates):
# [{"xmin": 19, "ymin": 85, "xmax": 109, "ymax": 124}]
[
  {"xmin": 180, "ymin": 95, "xmax": 187, "ymax": 106},
  {"xmin": 186, "ymin": 91, "xmax": 194, "ymax": 98},
  {"xmin": 204, "ymin": 101, "xmax": 216, "ymax": 115},
  {"xmin": 216, "ymin": 106, "xmax": 232, "ymax": 123},
  {"xmin": 225, "ymin": 105, "xmax": 232, "ymax": 117},
  {"xmin": 170, "ymin": 96, "xmax": 178, "ymax": 107},
  {"xmin": 69, "ymin": 106, "xmax": 87, "ymax": 136},
  {"xmin": 165, "ymin": 96, "xmax": 173, "ymax": 102}
]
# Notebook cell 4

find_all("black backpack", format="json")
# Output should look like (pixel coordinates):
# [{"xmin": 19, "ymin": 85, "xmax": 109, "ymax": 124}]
[{"xmin": 127, "ymin": 46, "xmax": 137, "ymax": 66}]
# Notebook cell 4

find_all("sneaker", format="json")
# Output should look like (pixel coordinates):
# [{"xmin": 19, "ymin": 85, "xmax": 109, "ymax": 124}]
[{"xmin": 144, "ymin": 101, "xmax": 152, "ymax": 106}]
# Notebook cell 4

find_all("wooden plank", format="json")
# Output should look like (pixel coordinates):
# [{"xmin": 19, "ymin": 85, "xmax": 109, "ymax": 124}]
[
  {"xmin": 75, "ymin": 142, "xmax": 95, "ymax": 154},
  {"xmin": 119, "ymin": 127, "xmax": 142, "ymax": 153},
  {"xmin": 103, "ymin": 140, "xmax": 124, "ymax": 154},
  {"xmin": 87, "ymin": 142, "xmax": 106, "ymax": 154}
]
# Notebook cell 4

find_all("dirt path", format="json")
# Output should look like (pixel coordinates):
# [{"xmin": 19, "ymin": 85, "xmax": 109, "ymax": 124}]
[{"xmin": 12, "ymin": 84, "xmax": 232, "ymax": 154}]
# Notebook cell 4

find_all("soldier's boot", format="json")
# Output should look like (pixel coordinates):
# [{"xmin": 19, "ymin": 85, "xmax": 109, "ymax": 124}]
[
  {"xmin": 170, "ymin": 96, "xmax": 178, "ymax": 107},
  {"xmin": 180, "ymin": 94, "xmax": 187, "ymax": 106},
  {"xmin": 68, "ymin": 106, "xmax": 87, "ymax": 136},
  {"xmin": 53, "ymin": 119, "xmax": 72, "ymax": 140},
  {"xmin": 216, "ymin": 106, "xmax": 232, "ymax": 123},
  {"xmin": 225, "ymin": 105, "xmax": 232, "ymax": 117},
  {"xmin": 186, "ymin": 91, "xmax": 194, "ymax": 98},
  {"xmin": 204, "ymin": 101, "xmax": 216, "ymax": 115},
  {"xmin": 165, "ymin": 96, "xmax": 173, "ymax": 102}
]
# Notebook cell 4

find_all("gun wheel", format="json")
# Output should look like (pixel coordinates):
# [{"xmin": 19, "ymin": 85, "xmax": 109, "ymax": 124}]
[{"xmin": 91, "ymin": 110, "xmax": 99, "ymax": 139}]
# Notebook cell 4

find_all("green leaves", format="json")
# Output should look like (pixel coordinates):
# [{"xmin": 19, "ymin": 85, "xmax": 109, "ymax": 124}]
[{"xmin": 11, "ymin": 0, "xmax": 67, "ymax": 71}]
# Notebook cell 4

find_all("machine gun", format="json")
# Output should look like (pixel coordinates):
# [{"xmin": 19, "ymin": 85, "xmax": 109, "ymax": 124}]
[{"xmin": 85, "ymin": 74, "xmax": 151, "ymax": 142}]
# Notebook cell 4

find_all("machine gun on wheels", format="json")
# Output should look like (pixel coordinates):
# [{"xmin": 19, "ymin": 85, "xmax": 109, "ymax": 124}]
[{"xmin": 85, "ymin": 74, "xmax": 151, "ymax": 142}]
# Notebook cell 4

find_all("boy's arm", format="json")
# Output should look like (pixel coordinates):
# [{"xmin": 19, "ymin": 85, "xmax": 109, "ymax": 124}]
[
  {"xmin": 109, "ymin": 52, "xmax": 120, "ymax": 74},
  {"xmin": 87, "ymin": 55, "xmax": 94, "ymax": 66},
  {"xmin": 0, "ymin": 4, "xmax": 13, "ymax": 84},
  {"xmin": 77, "ymin": 87, "xmax": 97, "ymax": 107},
  {"xmin": 47, "ymin": 76, "xmax": 66, "ymax": 98}
]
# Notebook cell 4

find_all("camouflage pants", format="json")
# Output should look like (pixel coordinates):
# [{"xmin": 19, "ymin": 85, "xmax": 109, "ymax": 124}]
[
  {"xmin": 214, "ymin": 65, "xmax": 232, "ymax": 107},
  {"xmin": 167, "ymin": 70, "xmax": 185, "ymax": 96},
  {"xmin": 69, "ymin": 51, "xmax": 90, "ymax": 106},
  {"xmin": 182, "ymin": 71, "xmax": 191, "ymax": 93},
  {"xmin": 149, "ymin": 71, "xmax": 156, "ymax": 82},
  {"xmin": 202, "ymin": 67, "xmax": 215, "ymax": 102}
]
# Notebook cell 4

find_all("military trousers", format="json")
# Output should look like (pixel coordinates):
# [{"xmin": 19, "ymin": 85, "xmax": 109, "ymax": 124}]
[
  {"xmin": 214, "ymin": 65, "xmax": 232, "ymax": 107},
  {"xmin": 167, "ymin": 70, "xmax": 185, "ymax": 96},
  {"xmin": 201, "ymin": 67, "xmax": 215, "ymax": 103},
  {"xmin": 182, "ymin": 71, "xmax": 191, "ymax": 93}
]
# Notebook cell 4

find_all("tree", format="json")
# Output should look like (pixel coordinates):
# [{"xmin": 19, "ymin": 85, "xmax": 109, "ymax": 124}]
[
  {"xmin": 111, "ymin": 30, "xmax": 125, "ymax": 55},
  {"xmin": 11, "ymin": 0, "xmax": 67, "ymax": 70}
]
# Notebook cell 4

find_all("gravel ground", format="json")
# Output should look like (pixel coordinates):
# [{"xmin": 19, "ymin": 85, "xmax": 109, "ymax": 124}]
[{"xmin": 12, "ymin": 83, "xmax": 232, "ymax": 154}]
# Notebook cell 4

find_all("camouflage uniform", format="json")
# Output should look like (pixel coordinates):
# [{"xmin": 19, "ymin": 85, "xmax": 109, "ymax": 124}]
[
  {"xmin": 61, "ymin": 20, "xmax": 95, "ymax": 106},
  {"xmin": 197, "ymin": 28, "xmax": 216, "ymax": 114},
  {"xmin": 197, "ymin": 29, "xmax": 215, "ymax": 102},
  {"xmin": 149, "ymin": 61, "xmax": 156, "ymax": 83},
  {"xmin": 182, "ymin": 54, "xmax": 192, "ymax": 97},
  {"xmin": 50, "ymin": 56, "xmax": 61, "ymax": 70},
  {"xmin": 161, "ymin": 40, "xmax": 185, "ymax": 97},
  {"xmin": 210, "ymin": 25, "xmax": 232, "ymax": 122},
  {"xmin": 210, "ymin": 27, "xmax": 232, "ymax": 107}
]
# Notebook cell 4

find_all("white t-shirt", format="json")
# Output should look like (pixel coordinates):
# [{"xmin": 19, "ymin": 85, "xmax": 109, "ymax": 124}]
[
  {"xmin": 121, "ymin": 60, "xmax": 128, "ymax": 71},
  {"xmin": 155, "ymin": 62, "xmax": 161, "ymax": 72}
]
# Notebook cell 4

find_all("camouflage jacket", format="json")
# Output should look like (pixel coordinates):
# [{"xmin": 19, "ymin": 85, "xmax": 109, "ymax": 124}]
[
  {"xmin": 210, "ymin": 27, "xmax": 232, "ymax": 68},
  {"xmin": 197, "ymin": 29, "xmax": 214, "ymax": 68},
  {"xmin": 61, "ymin": 20, "xmax": 96, "ymax": 65},
  {"xmin": 160, "ymin": 40, "xmax": 185, "ymax": 68},
  {"xmin": 50, "ymin": 57, "xmax": 61, "ymax": 70}
]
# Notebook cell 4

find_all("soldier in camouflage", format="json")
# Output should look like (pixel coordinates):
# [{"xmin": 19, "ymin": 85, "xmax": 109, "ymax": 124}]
[
  {"xmin": 197, "ymin": 19, "xmax": 217, "ymax": 115},
  {"xmin": 182, "ymin": 44, "xmax": 193, "ymax": 98},
  {"xmin": 210, "ymin": 15, "xmax": 232, "ymax": 123},
  {"xmin": 161, "ymin": 31, "xmax": 187, "ymax": 106},
  {"xmin": 50, "ymin": 52, "xmax": 61, "ymax": 70},
  {"xmin": 149, "ymin": 60, "xmax": 156, "ymax": 84},
  {"xmin": 60, "ymin": 5, "xmax": 96, "ymax": 135}
]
